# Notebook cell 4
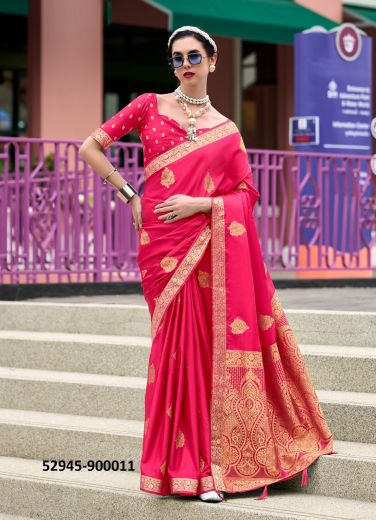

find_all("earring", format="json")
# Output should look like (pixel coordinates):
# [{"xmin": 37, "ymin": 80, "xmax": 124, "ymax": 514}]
[
  {"xmin": 209, "ymin": 64, "xmax": 216, "ymax": 72},
  {"xmin": 174, "ymin": 70, "xmax": 177, "ymax": 75}
]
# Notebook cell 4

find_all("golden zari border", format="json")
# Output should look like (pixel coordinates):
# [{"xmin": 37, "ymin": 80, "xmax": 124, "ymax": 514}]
[
  {"xmin": 90, "ymin": 128, "xmax": 112, "ymax": 150},
  {"xmin": 226, "ymin": 349, "xmax": 263, "ymax": 369},
  {"xmin": 140, "ymin": 473, "xmax": 216, "ymax": 494},
  {"xmin": 210, "ymin": 196, "xmax": 227, "ymax": 490},
  {"xmin": 144, "ymin": 121, "xmax": 239, "ymax": 180},
  {"xmin": 151, "ymin": 224, "xmax": 211, "ymax": 339}
]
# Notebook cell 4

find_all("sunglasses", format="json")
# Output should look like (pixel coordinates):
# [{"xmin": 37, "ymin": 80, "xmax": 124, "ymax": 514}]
[{"xmin": 168, "ymin": 52, "xmax": 207, "ymax": 69}]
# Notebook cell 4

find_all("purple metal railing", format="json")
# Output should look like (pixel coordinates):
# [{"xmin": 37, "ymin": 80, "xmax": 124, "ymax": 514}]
[
  {"xmin": 248, "ymin": 149, "xmax": 376, "ymax": 271},
  {"xmin": 0, "ymin": 137, "xmax": 375, "ymax": 284}
]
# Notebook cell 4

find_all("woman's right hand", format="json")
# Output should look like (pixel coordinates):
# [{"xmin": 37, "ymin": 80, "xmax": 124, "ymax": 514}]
[{"xmin": 129, "ymin": 194, "xmax": 142, "ymax": 232}]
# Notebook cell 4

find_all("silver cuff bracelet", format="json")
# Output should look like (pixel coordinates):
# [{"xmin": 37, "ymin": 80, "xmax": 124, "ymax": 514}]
[{"xmin": 117, "ymin": 182, "xmax": 137, "ymax": 204}]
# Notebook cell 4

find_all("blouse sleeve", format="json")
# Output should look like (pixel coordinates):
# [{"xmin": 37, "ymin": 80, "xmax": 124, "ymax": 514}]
[{"xmin": 90, "ymin": 92, "xmax": 151, "ymax": 150}]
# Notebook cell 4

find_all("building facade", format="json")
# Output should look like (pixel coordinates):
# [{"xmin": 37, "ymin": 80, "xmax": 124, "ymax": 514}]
[{"xmin": 5, "ymin": 0, "xmax": 375, "ymax": 152}]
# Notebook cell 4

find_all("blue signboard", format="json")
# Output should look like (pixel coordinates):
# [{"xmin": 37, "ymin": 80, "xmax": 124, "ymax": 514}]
[
  {"xmin": 294, "ymin": 23, "xmax": 372, "ymax": 255},
  {"xmin": 289, "ymin": 116, "xmax": 319, "ymax": 146}
]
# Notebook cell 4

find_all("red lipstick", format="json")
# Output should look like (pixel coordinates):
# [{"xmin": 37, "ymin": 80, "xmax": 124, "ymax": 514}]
[{"xmin": 183, "ymin": 72, "xmax": 195, "ymax": 78}]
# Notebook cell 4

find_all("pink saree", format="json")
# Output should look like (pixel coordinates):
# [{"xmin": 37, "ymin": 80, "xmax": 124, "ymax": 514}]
[{"xmin": 90, "ymin": 92, "xmax": 334, "ymax": 499}]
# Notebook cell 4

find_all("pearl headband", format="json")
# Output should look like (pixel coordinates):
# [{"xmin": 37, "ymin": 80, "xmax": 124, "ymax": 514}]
[{"xmin": 167, "ymin": 25, "xmax": 217, "ymax": 53}]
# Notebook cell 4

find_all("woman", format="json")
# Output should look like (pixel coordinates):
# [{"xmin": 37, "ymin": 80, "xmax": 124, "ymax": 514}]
[{"xmin": 79, "ymin": 25, "xmax": 335, "ymax": 504}]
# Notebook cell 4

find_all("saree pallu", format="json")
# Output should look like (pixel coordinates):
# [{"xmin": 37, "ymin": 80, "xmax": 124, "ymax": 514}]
[{"xmin": 137, "ymin": 120, "xmax": 334, "ymax": 497}]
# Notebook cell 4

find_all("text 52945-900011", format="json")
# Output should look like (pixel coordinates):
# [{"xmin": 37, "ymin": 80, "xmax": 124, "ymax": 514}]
[{"xmin": 42, "ymin": 459, "xmax": 135, "ymax": 471}]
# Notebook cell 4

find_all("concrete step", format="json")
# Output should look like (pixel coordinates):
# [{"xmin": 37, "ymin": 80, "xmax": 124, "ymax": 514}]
[
  {"xmin": 0, "ymin": 456, "xmax": 376, "ymax": 519},
  {"xmin": 0, "ymin": 302, "xmax": 151, "ymax": 337},
  {"xmin": 0, "ymin": 366, "xmax": 145, "ymax": 421},
  {"xmin": 286, "ymin": 309, "xmax": 376, "ymax": 347},
  {"xmin": 0, "ymin": 366, "xmax": 375, "ymax": 443},
  {"xmin": 0, "ymin": 330, "xmax": 151, "ymax": 378},
  {"xmin": 1, "ymin": 331, "xmax": 375, "ymax": 393},
  {"xmin": 1, "ymin": 302, "xmax": 375, "ymax": 346},
  {"xmin": 0, "ymin": 516, "xmax": 38, "ymax": 520},
  {"xmin": 0, "ymin": 408, "xmax": 375, "ymax": 503},
  {"xmin": 0, "ymin": 408, "xmax": 143, "ymax": 464},
  {"xmin": 300, "ymin": 344, "xmax": 376, "ymax": 392},
  {"xmin": 317, "ymin": 389, "xmax": 376, "ymax": 443},
  {"xmin": 272, "ymin": 438, "xmax": 376, "ymax": 503}
]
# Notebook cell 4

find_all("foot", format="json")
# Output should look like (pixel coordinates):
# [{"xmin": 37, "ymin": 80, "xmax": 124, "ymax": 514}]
[{"xmin": 198, "ymin": 490, "xmax": 223, "ymax": 502}]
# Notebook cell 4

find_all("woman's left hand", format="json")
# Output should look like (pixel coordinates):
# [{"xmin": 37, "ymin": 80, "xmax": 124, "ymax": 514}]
[{"xmin": 153, "ymin": 194, "xmax": 200, "ymax": 223}]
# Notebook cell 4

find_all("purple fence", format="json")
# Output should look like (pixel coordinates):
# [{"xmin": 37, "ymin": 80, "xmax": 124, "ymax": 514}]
[{"xmin": 0, "ymin": 137, "xmax": 375, "ymax": 284}]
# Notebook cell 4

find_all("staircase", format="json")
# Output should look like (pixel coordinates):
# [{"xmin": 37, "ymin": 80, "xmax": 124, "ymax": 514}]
[{"xmin": 0, "ymin": 300, "xmax": 375, "ymax": 519}]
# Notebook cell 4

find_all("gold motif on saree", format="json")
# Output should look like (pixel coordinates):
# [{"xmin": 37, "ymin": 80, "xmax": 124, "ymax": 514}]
[
  {"xmin": 226, "ymin": 350, "xmax": 263, "ymax": 369},
  {"xmin": 229, "ymin": 317, "xmax": 249, "ymax": 334},
  {"xmin": 197, "ymin": 270, "xmax": 211, "ymax": 288},
  {"xmin": 275, "ymin": 317, "xmax": 333, "ymax": 440},
  {"xmin": 228, "ymin": 221, "xmax": 246, "ymax": 236},
  {"xmin": 147, "ymin": 362, "xmax": 155, "ymax": 384},
  {"xmin": 290, "ymin": 425, "xmax": 320, "ymax": 452},
  {"xmin": 258, "ymin": 314, "xmax": 274, "ymax": 331},
  {"xmin": 204, "ymin": 173, "xmax": 215, "ymax": 194},
  {"xmin": 254, "ymin": 437, "xmax": 281, "ymax": 477},
  {"xmin": 171, "ymin": 478, "xmax": 196, "ymax": 493},
  {"xmin": 167, "ymin": 404, "xmax": 172, "ymax": 417},
  {"xmin": 140, "ymin": 229, "xmax": 151, "ymax": 245},
  {"xmin": 141, "ymin": 269, "xmax": 147, "ymax": 279},
  {"xmin": 236, "ymin": 181, "xmax": 247, "ymax": 190},
  {"xmin": 270, "ymin": 342, "xmax": 281, "ymax": 361},
  {"xmin": 160, "ymin": 167, "xmax": 175, "ymax": 188},
  {"xmin": 172, "ymin": 350, "xmax": 177, "ymax": 360},
  {"xmin": 176, "ymin": 428, "xmax": 185, "ymax": 448},
  {"xmin": 278, "ymin": 324, "xmax": 305, "ymax": 368},
  {"xmin": 160, "ymin": 256, "xmax": 178, "ymax": 272},
  {"xmin": 151, "ymin": 225, "xmax": 211, "ymax": 339},
  {"xmin": 160, "ymin": 459, "xmax": 167, "ymax": 475},
  {"xmin": 90, "ymin": 128, "xmax": 112, "ymax": 150},
  {"xmin": 140, "ymin": 475, "xmax": 161, "ymax": 492},
  {"xmin": 222, "ymin": 368, "xmax": 276, "ymax": 478},
  {"xmin": 200, "ymin": 476, "xmax": 215, "ymax": 491},
  {"xmin": 144, "ymin": 121, "xmax": 239, "ymax": 180},
  {"xmin": 199, "ymin": 456, "xmax": 205, "ymax": 472}
]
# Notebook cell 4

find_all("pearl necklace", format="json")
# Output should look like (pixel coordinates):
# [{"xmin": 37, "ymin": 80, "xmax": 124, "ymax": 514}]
[
  {"xmin": 174, "ymin": 87, "xmax": 211, "ymax": 141},
  {"xmin": 175, "ymin": 86, "xmax": 210, "ymax": 105}
]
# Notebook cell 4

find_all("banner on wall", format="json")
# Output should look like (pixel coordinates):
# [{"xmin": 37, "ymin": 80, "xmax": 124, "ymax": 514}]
[{"xmin": 293, "ymin": 23, "xmax": 372, "ymax": 258}]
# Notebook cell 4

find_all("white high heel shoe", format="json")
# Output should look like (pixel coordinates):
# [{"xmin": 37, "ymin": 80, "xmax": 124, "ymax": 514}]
[{"xmin": 198, "ymin": 490, "xmax": 224, "ymax": 502}]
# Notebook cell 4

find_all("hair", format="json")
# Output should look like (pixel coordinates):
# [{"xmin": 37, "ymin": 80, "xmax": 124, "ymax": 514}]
[{"xmin": 166, "ymin": 29, "xmax": 220, "ymax": 68}]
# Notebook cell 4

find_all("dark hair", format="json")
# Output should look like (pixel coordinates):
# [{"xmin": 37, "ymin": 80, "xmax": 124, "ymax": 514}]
[{"xmin": 166, "ymin": 29, "xmax": 220, "ymax": 67}]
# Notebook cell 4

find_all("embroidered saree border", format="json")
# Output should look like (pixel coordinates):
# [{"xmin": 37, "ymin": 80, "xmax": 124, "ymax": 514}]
[
  {"xmin": 144, "ymin": 121, "xmax": 239, "ymax": 180},
  {"xmin": 140, "ymin": 474, "xmax": 216, "ymax": 495},
  {"xmin": 90, "ymin": 128, "xmax": 112, "ymax": 150},
  {"xmin": 210, "ymin": 196, "xmax": 227, "ymax": 490},
  {"xmin": 151, "ymin": 224, "xmax": 211, "ymax": 339},
  {"xmin": 207, "ymin": 449, "xmax": 334, "ymax": 493}
]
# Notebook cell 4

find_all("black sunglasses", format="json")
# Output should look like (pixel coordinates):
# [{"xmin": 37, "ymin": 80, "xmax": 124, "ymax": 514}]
[{"xmin": 168, "ymin": 52, "xmax": 207, "ymax": 69}]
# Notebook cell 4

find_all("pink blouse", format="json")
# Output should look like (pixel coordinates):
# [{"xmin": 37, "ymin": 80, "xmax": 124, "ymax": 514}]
[{"xmin": 90, "ymin": 92, "xmax": 230, "ymax": 166}]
